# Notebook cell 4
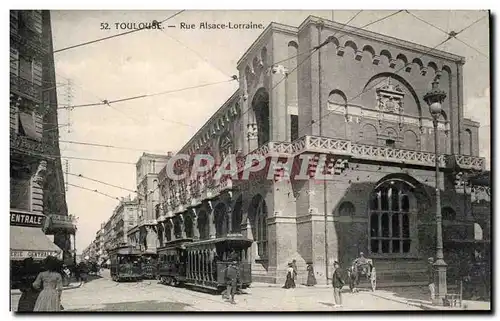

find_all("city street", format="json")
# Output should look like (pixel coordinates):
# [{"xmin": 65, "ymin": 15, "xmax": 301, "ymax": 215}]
[{"xmin": 12, "ymin": 270, "xmax": 421, "ymax": 312}]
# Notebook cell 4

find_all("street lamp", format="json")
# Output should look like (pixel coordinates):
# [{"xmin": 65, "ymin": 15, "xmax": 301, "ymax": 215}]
[{"xmin": 423, "ymin": 78, "xmax": 447, "ymax": 305}]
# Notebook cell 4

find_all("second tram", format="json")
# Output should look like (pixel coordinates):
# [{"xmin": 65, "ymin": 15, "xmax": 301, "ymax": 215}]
[
  {"xmin": 108, "ymin": 245, "xmax": 142, "ymax": 282},
  {"xmin": 157, "ymin": 234, "xmax": 252, "ymax": 292}
]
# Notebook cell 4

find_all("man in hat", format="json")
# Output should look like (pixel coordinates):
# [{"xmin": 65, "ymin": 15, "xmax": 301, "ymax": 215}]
[
  {"xmin": 427, "ymin": 257, "xmax": 436, "ymax": 301},
  {"xmin": 223, "ymin": 261, "xmax": 240, "ymax": 304},
  {"xmin": 332, "ymin": 261, "xmax": 345, "ymax": 307}
]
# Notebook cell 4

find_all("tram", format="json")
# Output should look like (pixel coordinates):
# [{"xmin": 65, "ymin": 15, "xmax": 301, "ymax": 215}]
[
  {"xmin": 157, "ymin": 238, "xmax": 193, "ymax": 286},
  {"xmin": 108, "ymin": 245, "xmax": 142, "ymax": 282},
  {"xmin": 157, "ymin": 234, "xmax": 252, "ymax": 292},
  {"xmin": 141, "ymin": 253, "xmax": 158, "ymax": 279}
]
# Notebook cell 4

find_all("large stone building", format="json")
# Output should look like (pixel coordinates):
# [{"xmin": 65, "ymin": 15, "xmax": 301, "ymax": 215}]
[
  {"xmin": 135, "ymin": 153, "xmax": 171, "ymax": 254},
  {"xmin": 153, "ymin": 17, "xmax": 486, "ymax": 285},
  {"xmin": 10, "ymin": 10, "xmax": 75, "ymax": 266}
]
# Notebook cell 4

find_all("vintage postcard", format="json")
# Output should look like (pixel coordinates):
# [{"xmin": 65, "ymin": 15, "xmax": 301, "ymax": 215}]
[{"xmin": 9, "ymin": 9, "xmax": 490, "ymax": 312}]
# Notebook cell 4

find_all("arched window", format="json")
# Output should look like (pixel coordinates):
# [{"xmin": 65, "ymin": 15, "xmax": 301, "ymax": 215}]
[
  {"xmin": 255, "ymin": 199, "xmax": 268, "ymax": 259},
  {"xmin": 218, "ymin": 131, "xmax": 233, "ymax": 163},
  {"xmin": 232, "ymin": 196, "xmax": 243, "ymax": 233},
  {"xmin": 369, "ymin": 181, "xmax": 414, "ymax": 254},
  {"xmin": 252, "ymin": 89, "xmax": 270, "ymax": 146},
  {"xmin": 338, "ymin": 201, "xmax": 355, "ymax": 216}
]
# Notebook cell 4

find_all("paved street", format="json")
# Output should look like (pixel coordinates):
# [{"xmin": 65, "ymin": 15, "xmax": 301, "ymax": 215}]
[{"xmin": 12, "ymin": 270, "xmax": 421, "ymax": 312}]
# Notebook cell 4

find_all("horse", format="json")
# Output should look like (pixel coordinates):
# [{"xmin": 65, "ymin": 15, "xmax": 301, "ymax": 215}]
[{"xmin": 346, "ymin": 259, "xmax": 376, "ymax": 292}]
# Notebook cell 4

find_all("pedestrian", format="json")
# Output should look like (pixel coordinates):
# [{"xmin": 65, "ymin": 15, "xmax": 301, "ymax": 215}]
[
  {"xmin": 17, "ymin": 258, "xmax": 40, "ymax": 312},
  {"xmin": 291, "ymin": 259, "xmax": 298, "ymax": 285},
  {"xmin": 306, "ymin": 263, "xmax": 317, "ymax": 286},
  {"xmin": 222, "ymin": 261, "xmax": 239, "ymax": 304},
  {"xmin": 282, "ymin": 263, "xmax": 296, "ymax": 289},
  {"xmin": 32, "ymin": 256, "xmax": 63, "ymax": 312},
  {"xmin": 332, "ymin": 261, "xmax": 344, "ymax": 308},
  {"xmin": 427, "ymin": 257, "xmax": 436, "ymax": 302}
]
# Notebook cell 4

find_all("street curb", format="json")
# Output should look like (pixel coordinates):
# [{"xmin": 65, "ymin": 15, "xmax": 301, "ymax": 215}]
[
  {"xmin": 369, "ymin": 292, "xmax": 458, "ymax": 311},
  {"xmin": 63, "ymin": 281, "xmax": 83, "ymax": 290},
  {"xmin": 370, "ymin": 292, "xmax": 437, "ymax": 310}
]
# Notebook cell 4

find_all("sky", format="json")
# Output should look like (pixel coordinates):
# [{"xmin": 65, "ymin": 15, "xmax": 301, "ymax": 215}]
[{"xmin": 48, "ymin": 10, "xmax": 490, "ymax": 253}]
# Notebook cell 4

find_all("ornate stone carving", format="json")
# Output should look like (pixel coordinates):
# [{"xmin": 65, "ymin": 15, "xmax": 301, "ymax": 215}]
[
  {"xmin": 337, "ymin": 46, "xmax": 345, "ymax": 56},
  {"xmin": 268, "ymin": 64, "xmax": 288, "ymax": 75},
  {"xmin": 372, "ymin": 55, "xmax": 380, "ymax": 65},
  {"xmin": 33, "ymin": 160, "xmax": 47, "ymax": 184},
  {"xmin": 389, "ymin": 59, "xmax": 397, "ymax": 68},
  {"xmin": 247, "ymin": 123, "xmax": 258, "ymax": 140},
  {"xmin": 376, "ymin": 78, "xmax": 404, "ymax": 114}
]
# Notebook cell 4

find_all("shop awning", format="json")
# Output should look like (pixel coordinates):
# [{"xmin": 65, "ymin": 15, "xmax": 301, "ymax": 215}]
[{"xmin": 10, "ymin": 226, "xmax": 62, "ymax": 261}]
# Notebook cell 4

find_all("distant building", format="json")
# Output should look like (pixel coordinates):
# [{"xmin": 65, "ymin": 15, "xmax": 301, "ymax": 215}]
[{"xmin": 135, "ymin": 153, "xmax": 171, "ymax": 254}]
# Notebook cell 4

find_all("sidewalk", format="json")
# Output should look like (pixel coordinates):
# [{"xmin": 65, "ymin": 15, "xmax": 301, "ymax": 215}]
[
  {"xmin": 10, "ymin": 279, "xmax": 83, "ymax": 312},
  {"xmin": 370, "ymin": 287, "xmax": 491, "ymax": 311}
]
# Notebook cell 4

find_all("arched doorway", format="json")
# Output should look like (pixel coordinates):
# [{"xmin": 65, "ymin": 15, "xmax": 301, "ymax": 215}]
[
  {"xmin": 368, "ymin": 179, "xmax": 419, "ymax": 255},
  {"xmin": 173, "ymin": 216, "xmax": 182, "ymax": 239},
  {"xmin": 232, "ymin": 196, "xmax": 243, "ymax": 233},
  {"xmin": 252, "ymin": 88, "xmax": 270, "ymax": 146},
  {"xmin": 197, "ymin": 210, "xmax": 209, "ymax": 240},
  {"xmin": 184, "ymin": 214, "xmax": 194, "ymax": 238},
  {"xmin": 248, "ymin": 194, "xmax": 268, "ymax": 260},
  {"xmin": 214, "ymin": 203, "xmax": 229, "ymax": 237}
]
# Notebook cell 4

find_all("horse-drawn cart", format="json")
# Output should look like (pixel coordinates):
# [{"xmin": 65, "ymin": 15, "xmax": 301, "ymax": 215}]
[{"xmin": 347, "ymin": 258, "xmax": 376, "ymax": 292}]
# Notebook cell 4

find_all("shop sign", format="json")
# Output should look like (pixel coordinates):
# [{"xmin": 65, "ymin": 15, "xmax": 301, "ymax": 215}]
[
  {"xmin": 10, "ymin": 212, "xmax": 46, "ymax": 227},
  {"xmin": 10, "ymin": 250, "xmax": 60, "ymax": 260}
]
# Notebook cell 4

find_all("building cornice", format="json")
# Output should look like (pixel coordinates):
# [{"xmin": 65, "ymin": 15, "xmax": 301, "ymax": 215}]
[
  {"xmin": 299, "ymin": 15, "xmax": 465, "ymax": 64},
  {"xmin": 236, "ymin": 22, "xmax": 298, "ymax": 68}
]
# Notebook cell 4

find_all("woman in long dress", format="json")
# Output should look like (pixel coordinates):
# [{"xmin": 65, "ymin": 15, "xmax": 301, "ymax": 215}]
[
  {"xmin": 306, "ymin": 263, "xmax": 317, "ymax": 286},
  {"xmin": 32, "ymin": 256, "xmax": 63, "ymax": 312},
  {"xmin": 282, "ymin": 263, "xmax": 296, "ymax": 289}
]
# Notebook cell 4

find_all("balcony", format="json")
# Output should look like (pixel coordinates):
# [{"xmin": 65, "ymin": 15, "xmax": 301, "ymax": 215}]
[
  {"xmin": 10, "ymin": 132, "xmax": 52, "ymax": 157},
  {"xmin": 10, "ymin": 26, "xmax": 48, "ymax": 57},
  {"xmin": 10, "ymin": 73, "xmax": 42, "ymax": 102}
]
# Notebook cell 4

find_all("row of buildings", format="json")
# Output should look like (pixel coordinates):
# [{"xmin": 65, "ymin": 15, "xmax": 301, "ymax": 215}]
[
  {"xmin": 82, "ymin": 195, "xmax": 142, "ymax": 263},
  {"xmin": 82, "ymin": 16, "xmax": 490, "ymax": 286},
  {"xmin": 10, "ymin": 10, "xmax": 76, "ymax": 275}
]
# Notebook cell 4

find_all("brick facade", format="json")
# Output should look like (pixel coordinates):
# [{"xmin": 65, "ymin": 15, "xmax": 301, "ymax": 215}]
[{"xmin": 150, "ymin": 16, "xmax": 486, "ymax": 286}]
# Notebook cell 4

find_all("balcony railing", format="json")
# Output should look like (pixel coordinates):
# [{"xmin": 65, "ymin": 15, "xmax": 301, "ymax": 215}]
[
  {"xmin": 10, "ymin": 132, "xmax": 52, "ymax": 156},
  {"xmin": 159, "ymin": 135, "xmax": 485, "ymax": 216},
  {"xmin": 10, "ymin": 73, "xmax": 43, "ymax": 102}
]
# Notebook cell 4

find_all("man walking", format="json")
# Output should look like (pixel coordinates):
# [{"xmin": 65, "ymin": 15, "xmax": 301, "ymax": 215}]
[
  {"xmin": 427, "ymin": 257, "xmax": 436, "ymax": 302},
  {"xmin": 332, "ymin": 261, "xmax": 345, "ymax": 308},
  {"xmin": 223, "ymin": 261, "xmax": 239, "ymax": 304}
]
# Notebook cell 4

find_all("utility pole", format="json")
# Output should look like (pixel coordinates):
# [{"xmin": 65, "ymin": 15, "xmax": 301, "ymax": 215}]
[
  {"xmin": 65, "ymin": 79, "xmax": 73, "ymax": 134},
  {"xmin": 65, "ymin": 159, "xmax": 69, "ymax": 192}
]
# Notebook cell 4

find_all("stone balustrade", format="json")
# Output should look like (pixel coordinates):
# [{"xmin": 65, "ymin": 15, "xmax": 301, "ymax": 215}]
[{"xmin": 158, "ymin": 135, "xmax": 485, "ymax": 218}]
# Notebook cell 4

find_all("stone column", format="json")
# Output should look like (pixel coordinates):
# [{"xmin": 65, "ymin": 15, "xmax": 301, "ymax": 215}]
[
  {"xmin": 179, "ymin": 214, "xmax": 187, "ymax": 239},
  {"xmin": 227, "ymin": 205, "xmax": 233, "ymax": 234},
  {"xmin": 247, "ymin": 123, "xmax": 259, "ymax": 152},
  {"xmin": 207, "ymin": 201, "xmax": 217, "ymax": 239},
  {"xmin": 167, "ymin": 218, "xmax": 175, "ymax": 241},
  {"xmin": 191, "ymin": 208, "xmax": 200, "ymax": 240}
]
